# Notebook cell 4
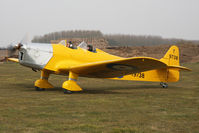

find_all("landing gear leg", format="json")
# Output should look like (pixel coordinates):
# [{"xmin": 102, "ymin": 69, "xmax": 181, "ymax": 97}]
[
  {"xmin": 160, "ymin": 82, "xmax": 168, "ymax": 88},
  {"xmin": 62, "ymin": 71, "xmax": 83, "ymax": 94},
  {"xmin": 34, "ymin": 70, "xmax": 54, "ymax": 91}
]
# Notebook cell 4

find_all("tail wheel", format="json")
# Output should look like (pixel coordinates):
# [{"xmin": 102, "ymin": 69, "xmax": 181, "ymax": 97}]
[{"xmin": 160, "ymin": 82, "xmax": 168, "ymax": 88}]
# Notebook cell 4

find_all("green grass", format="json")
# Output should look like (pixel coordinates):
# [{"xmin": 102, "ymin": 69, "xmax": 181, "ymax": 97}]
[{"xmin": 0, "ymin": 62, "xmax": 199, "ymax": 133}]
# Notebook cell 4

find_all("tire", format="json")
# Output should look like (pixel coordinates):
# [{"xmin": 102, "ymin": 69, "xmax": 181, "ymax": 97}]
[
  {"xmin": 160, "ymin": 82, "xmax": 168, "ymax": 88},
  {"xmin": 35, "ymin": 86, "xmax": 45, "ymax": 91}
]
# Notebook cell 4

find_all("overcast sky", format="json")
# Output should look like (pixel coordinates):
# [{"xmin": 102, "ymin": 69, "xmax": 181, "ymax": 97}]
[{"xmin": 0, "ymin": 0, "xmax": 198, "ymax": 46}]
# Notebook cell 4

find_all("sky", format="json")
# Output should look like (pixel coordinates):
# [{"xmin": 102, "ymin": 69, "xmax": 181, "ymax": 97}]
[{"xmin": 0, "ymin": 0, "xmax": 199, "ymax": 46}]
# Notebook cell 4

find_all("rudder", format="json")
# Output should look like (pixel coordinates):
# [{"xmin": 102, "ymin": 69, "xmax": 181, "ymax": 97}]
[
  {"xmin": 160, "ymin": 45, "xmax": 179, "ymax": 66},
  {"xmin": 160, "ymin": 45, "xmax": 180, "ymax": 82}
]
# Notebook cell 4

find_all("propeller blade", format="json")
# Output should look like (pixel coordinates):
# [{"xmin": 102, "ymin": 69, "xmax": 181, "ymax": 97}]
[{"xmin": 20, "ymin": 33, "xmax": 29, "ymax": 44}]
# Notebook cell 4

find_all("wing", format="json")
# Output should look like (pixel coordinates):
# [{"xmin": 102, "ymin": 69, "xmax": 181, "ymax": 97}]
[
  {"xmin": 58, "ymin": 57, "xmax": 167, "ymax": 78},
  {"xmin": 8, "ymin": 58, "xmax": 19, "ymax": 63}
]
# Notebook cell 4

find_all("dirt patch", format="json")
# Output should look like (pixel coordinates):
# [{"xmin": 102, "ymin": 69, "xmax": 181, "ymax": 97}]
[{"xmin": 103, "ymin": 43, "xmax": 199, "ymax": 63}]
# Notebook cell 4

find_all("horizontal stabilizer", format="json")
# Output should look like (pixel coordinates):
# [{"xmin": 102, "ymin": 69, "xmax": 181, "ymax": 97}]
[
  {"xmin": 8, "ymin": 58, "xmax": 19, "ymax": 63},
  {"xmin": 168, "ymin": 65, "xmax": 191, "ymax": 71}
]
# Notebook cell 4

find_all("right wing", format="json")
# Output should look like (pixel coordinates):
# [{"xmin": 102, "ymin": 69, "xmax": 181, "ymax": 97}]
[{"xmin": 58, "ymin": 57, "xmax": 168, "ymax": 78}]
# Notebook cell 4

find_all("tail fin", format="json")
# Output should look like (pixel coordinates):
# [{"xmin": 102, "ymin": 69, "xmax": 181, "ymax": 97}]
[
  {"xmin": 160, "ymin": 45, "xmax": 179, "ymax": 66},
  {"xmin": 160, "ymin": 45, "xmax": 191, "ymax": 82}
]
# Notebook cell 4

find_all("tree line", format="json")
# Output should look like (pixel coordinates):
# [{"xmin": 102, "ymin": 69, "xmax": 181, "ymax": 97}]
[
  {"xmin": 104, "ymin": 34, "xmax": 182, "ymax": 46},
  {"xmin": 32, "ymin": 30, "xmax": 190, "ymax": 46},
  {"xmin": 32, "ymin": 30, "xmax": 104, "ymax": 43}
]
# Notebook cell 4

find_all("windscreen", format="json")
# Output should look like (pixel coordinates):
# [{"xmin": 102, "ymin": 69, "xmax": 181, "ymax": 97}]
[{"xmin": 77, "ymin": 41, "xmax": 88, "ymax": 50}]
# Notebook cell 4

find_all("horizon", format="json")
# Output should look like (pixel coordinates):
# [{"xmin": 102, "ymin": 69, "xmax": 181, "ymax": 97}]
[{"xmin": 0, "ymin": 30, "xmax": 198, "ymax": 48}]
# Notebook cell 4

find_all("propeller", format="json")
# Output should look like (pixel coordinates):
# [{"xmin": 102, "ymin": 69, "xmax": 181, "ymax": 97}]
[
  {"xmin": 6, "ymin": 43, "xmax": 22, "ymax": 57},
  {"xmin": 6, "ymin": 34, "xmax": 29, "ymax": 57}
]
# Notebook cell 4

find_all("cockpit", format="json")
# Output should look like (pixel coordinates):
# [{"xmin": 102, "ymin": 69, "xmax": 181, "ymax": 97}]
[{"xmin": 58, "ymin": 40, "xmax": 96, "ymax": 52}]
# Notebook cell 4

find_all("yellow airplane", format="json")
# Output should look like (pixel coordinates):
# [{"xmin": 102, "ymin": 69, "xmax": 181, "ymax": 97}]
[{"xmin": 8, "ymin": 40, "xmax": 191, "ymax": 94}]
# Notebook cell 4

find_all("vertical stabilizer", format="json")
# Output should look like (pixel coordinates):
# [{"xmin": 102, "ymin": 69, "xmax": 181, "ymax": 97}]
[{"xmin": 160, "ymin": 45, "xmax": 179, "ymax": 66}]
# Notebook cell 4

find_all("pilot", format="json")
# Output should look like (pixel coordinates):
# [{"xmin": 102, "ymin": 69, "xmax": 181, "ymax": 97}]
[
  {"xmin": 87, "ymin": 45, "xmax": 93, "ymax": 52},
  {"xmin": 68, "ymin": 41, "xmax": 74, "ymax": 49}
]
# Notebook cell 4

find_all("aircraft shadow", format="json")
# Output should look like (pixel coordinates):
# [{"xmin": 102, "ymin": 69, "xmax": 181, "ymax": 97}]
[
  {"xmin": 81, "ymin": 85, "xmax": 165, "ymax": 94},
  {"xmin": 11, "ymin": 82, "xmax": 182, "ymax": 94}
]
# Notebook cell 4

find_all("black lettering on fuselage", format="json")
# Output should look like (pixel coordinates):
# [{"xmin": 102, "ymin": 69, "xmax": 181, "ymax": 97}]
[
  {"xmin": 132, "ymin": 72, "xmax": 145, "ymax": 78},
  {"xmin": 169, "ymin": 54, "xmax": 178, "ymax": 60}
]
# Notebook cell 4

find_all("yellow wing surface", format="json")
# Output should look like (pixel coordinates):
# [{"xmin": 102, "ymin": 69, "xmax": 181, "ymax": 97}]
[{"xmin": 64, "ymin": 57, "xmax": 167, "ymax": 78}]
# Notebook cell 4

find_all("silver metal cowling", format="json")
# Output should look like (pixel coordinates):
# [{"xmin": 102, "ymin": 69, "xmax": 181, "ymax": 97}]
[{"xmin": 19, "ymin": 43, "xmax": 53, "ymax": 70}]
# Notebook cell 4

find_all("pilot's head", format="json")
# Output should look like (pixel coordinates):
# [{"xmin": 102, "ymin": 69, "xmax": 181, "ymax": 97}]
[{"xmin": 87, "ymin": 45, "xmax": 93, "ymax": 51}]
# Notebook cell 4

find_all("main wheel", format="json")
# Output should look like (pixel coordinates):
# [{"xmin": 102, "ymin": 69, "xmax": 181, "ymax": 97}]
[{"xmin": 35, "ymin": 86, "xmax": 45, "ymax": 91}]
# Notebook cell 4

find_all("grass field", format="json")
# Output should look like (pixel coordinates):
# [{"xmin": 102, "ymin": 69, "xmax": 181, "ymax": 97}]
[{"xmin": 0, "ymin": 62, "xmax": 199, "ymax": 133}]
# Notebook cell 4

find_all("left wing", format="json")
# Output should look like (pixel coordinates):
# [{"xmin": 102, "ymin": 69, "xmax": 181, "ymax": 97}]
[
  {"xmin": 8, "ymin": 58, "xmax": 19, "ymax": 63},
  {"xmin": 58, "ymin": 57, "xmax": 167, "ymax": 78}
]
